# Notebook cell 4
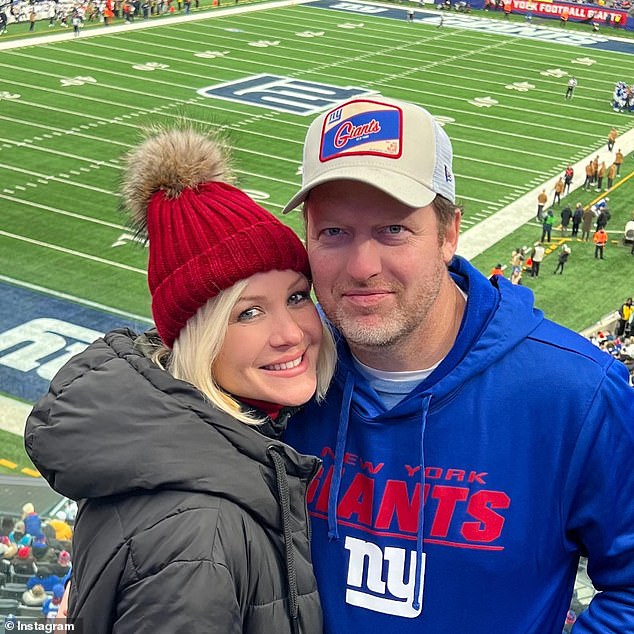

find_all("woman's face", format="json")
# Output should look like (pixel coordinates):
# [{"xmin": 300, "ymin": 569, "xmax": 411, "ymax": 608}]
[{"xmin": 214, "ymin": 270, "xmax": 322, "ymax": 407}]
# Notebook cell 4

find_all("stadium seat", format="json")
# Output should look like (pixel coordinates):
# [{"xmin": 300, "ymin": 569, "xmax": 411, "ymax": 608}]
[
  {"xmin": 1, "ymin": 583, "xmax": 26, "ymax": 601},
  {"xmin": 17, "ymin": 604, "xmax": 43, "ymax": 619},
  {"xmin": 0, "ymin": 598, "xmax": 19, "ymax": 616},
  {"xmin": 11, "ymin": 573, "xmax": 31, "ymax": 585}
]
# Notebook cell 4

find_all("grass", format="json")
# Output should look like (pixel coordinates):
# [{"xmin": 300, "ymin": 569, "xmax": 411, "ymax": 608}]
[
  {"xmin": 0, "ymin": 429, "xmax": 38, "ymax": 477},
  {"xmin": 1, "ymin": 2, "xmax": 633, "ymax": 327}
]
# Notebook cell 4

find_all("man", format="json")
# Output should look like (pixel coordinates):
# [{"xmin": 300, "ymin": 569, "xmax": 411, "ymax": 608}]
[
  {"xmin": 593, "ymin": 227, "xmax": 608, "ymax": 258},
  {"xmin": 615, "ymin": 148, "xmax": 624, "ymax": 176},
  {"xmin": 571, "ymin": 202, "xmax": 583, "ymax": 238},
  {"xmin": 565, "ymin": 76, "xmax": 577, "ymax": 99},
  {"xmin": 595, "ymin": 160, "xmax": 607, "ymax": 191},
  {"xmin": 617, "ymin": 297, "xmax": 633, "ymax": 337},
  {"xmin": 530, "ymin": 241, "xmax": 545, "ymax": 276},
  {"xmin": 563, "ymin": 165, "xmax": 573, "ymax": 194},
  {"xmin": 536, "ymin": 188, "xmax": 547, "ymax": 221},
  {"xmin": 607, "ymin": 161, "xmax": 617, "ymax": 190},
  {"xmin": 541, "ymin": 208, "xmax": 554, "ymax": 242},
  {"xmin": 283, "ymin": 96, "xmax": 634, "ymax": 633},
  {"xmin": 560, "ymin": 203, "xmax": 572, "ymax": 235},
  {"xmin": 583, "ymin": 159, "xmax": 593, "ymax": 190},
  {"xmin": 553, "ymin": 176, "xmax": 564, "ymax": 205},
  {"xmin": 607, "ymin": 126, "xmax": 618, "ymax": 151}
]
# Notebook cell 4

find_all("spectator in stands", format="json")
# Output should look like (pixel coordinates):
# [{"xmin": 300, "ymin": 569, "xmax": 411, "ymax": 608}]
[
  {"xmin": 571, "ymin": 203, "xmax": 583, "ymax": 238},
  {"xmin": 51, "ymin": 550, "xmax": 71, "ymax": 578},
  {"xmin": 47, "ymin": 511, "xmax": 73, "ymax": 546},
  {"xmin": 22, "ymin": 503, "xmax": 43, "ymax": 540},
  {"xmin": 617, "ymin": 298, "xmax": 633, "ymax": 337},
  {"xmin": 25, "ymin": 563, "xmax": 62, "ymax": 592},
  {"xmin": 0, "ymin": 535, "xmax": 17, "ymax": 560},
  {"xmin": 278, "ymin": 95, "xmax": 634, "ymax": 634},
  {"xmin": 25, "ymin": 126, "xmax": 336, "ymax": 634},
  {"xmin": 593, "ymin": 227, "xmax": 609, "ymax": 259},
  {"xmin": 30, "ymin": 536, "xmax": 51, "ymax": 561},
  {"xmin": 9, "ymin": 521, "xmax": 30, "ymax": 546},
  {"xmin": 10, "ymin": 546, "xmax": 36, "ymax": 576},
  {"xmin": 42, "ymin": 583, "xmax": 65, "ymax": 622},
  {"xmin": 21, "ymin": 584, "xmax": 47, "ymax": 607}
]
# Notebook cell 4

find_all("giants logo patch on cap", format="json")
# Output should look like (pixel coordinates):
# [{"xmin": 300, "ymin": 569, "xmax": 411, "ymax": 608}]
[{"xmin": 319, "ymin": 100, "xmax": 403, "ymax": 162}]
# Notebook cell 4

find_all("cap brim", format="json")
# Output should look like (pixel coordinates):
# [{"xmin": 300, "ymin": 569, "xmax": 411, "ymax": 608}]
[{"xmin": 282, "ymin": 167, "xmax": 437, "ymax": 214}]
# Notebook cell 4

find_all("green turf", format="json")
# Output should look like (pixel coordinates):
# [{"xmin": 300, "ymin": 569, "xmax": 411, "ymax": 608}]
[
  {"xmin": 2, "ymin": 2, "xmax": 633, "ymax": 332},
  {"xmin": 0, "ymin": 428, "xmax": 38, "ymax": 476}
]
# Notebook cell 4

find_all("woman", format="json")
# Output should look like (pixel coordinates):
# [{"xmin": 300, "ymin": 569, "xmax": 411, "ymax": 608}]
[{"xmin": 25, "ymin": 127, "xmax": 336, "ymax": 633}]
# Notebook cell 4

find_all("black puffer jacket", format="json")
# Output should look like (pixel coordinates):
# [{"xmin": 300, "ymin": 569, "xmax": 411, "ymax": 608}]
[{"xmin": 25, "ymin": 329, "xmax": 323, "ymax": 634}]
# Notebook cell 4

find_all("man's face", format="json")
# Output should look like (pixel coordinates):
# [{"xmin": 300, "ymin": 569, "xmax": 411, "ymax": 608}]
[{"xmin": 305, "ymin": 180, "xmax": 459, "ymax": 366}]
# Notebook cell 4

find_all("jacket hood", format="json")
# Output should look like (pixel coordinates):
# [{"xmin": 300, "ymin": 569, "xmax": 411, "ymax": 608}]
[
  {"xmin": 332, "ymin": 256, "xmax": 545, "ymax": 416},
  {"xmin": 25, "ymin": 329, "xmax": 318, "ymax": 532}
]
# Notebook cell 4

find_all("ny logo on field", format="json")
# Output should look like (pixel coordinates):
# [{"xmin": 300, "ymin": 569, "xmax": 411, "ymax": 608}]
[
  {"xmin": 198, "ymin": 75, "xmax": 373, "ymax": 116},
  {"xmin": 0, "ymin": 318, "xmax": 101, "ymax": 381}
]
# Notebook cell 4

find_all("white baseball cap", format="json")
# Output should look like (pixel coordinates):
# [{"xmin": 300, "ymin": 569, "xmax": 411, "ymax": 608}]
[{"xmin": 283, "ymin": 96, "xmax": 455, "ymax": 213}]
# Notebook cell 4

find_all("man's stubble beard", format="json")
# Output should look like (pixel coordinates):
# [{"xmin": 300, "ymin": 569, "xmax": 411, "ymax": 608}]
[{"xmin": 320, "ymin": 259, "xmax": 446, "ymax": 350}]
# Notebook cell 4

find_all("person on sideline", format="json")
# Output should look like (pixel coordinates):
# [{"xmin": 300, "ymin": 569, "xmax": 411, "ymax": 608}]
[
  {"xmin": 615, "ymin": 148, "xmax": 624, "ymax": 176},
  {"xmin": 536, "ymin": 188, "xmax": 547, "ymax": 221},
  {"xmin": 25, "ymin": 127, "xmax": 336, "ymax": 634},
  {"xmin": 593, "ymin": 227, "xmax": 609, "ymax": 259},
  {"xmin": 553, "ymin": 243, "xmax": 571, "ymax": 274},
  {"xmin": 282, "ymin": 96, "xmax": 634, "ymax": 634},
  {"xmin": 530, "ymin": 241, "xmax": 545, "ymax": 277}
]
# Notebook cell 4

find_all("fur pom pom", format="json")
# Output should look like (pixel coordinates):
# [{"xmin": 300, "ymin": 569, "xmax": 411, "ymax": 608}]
[{"xmin": 121, "ymin": 125, "xmax": 233, "ymax": 237}]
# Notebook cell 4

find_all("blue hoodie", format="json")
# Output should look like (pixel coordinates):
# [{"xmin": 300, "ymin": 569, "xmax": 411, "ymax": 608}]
[{"xmin": 285, "ymin": 256, "xmax": 634, "ymax": 634}]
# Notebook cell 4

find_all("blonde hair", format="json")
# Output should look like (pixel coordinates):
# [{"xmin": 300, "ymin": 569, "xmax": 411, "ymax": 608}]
[{"xmin": 153, "ymin": 278, "xmax": 336, "ymax": 425}]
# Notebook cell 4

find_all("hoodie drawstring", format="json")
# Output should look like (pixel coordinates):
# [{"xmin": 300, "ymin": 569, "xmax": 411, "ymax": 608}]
[
  {"xmin": 268, "ymin": 448, "xmax": 300, "ymax": 634},
  {"xmin": 327, "ymin": 372, "xmax": 355, "ymax": 541},
  {"xmin": 413, "ymin": 395, "xmax": 431, "ymax": 611}
]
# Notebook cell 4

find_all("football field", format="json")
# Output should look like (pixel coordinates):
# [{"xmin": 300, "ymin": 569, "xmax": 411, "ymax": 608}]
[{"xmin": 1, "ymin": 0, "xmax": 634, "ymax": 411}]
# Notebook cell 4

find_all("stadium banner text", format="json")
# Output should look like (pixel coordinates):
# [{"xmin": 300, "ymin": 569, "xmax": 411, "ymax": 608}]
[{"xmin": 509, "ymin": 0, "xmax": 629, "ymax": 26}]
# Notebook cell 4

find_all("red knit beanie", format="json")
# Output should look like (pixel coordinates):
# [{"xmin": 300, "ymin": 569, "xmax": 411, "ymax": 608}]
[{"xmin": 122, "ymin": 127, "xmax": 310, "ymax": 348}]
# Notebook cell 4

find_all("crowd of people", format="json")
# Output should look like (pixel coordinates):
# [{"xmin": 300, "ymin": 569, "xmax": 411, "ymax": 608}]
[
  {"xmin": 0, "ymin": 502, "xmax": 74, "ymax": 624},
  {"xmin": 613, "ymin": 81, "xmax": 634, "ymax": 112},
  {"xmin": 587, "ymin": 297, "xmax": 634, "ymax": 383},
  {"xmin": 0, "ymin": 0, "xmax": 206, "ymax": 33}
]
